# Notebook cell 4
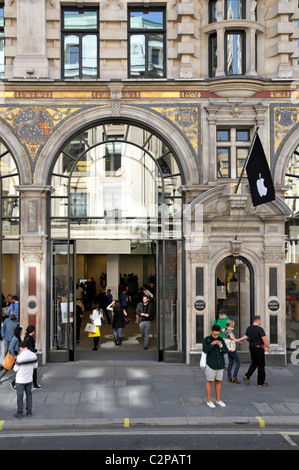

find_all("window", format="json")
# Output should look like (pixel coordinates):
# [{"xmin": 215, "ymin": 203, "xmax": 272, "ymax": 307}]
[
  {"xmin": 209, "ymin": 0, "xmax": 218, "ymax": 23},
  {"xmin": 209, "ymin": 34, "xmax": 217, "ymax": 77},
  {"xmin": 225, "ymin": 31, "xmax": 245, "ymax": 75},
  {"xmin": 105, "ymin": 135, "xmax": 124, "ymax": 175},
  {"xmin": 0, "ymin": 5, "xmax": 4, "ymax": 79},
  {"xmin": 224, "ymin": 0, "xmax": 245, "ymax": 20},
  {"xmin": 61, "ymin": 7, "xmax": 99, "ymax": 79},
  {"xmin": 217, "ymin": 128, "xmax": 250, "ymax": 179},
  {"xmin": 128, "ymin": 8, "xmax": 166, "ymax": 78}
]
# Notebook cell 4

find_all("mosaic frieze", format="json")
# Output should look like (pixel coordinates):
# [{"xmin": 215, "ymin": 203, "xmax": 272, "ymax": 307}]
[{"xmin": 270, "ymin": 104, "xmax": 299, "ymax": 171}]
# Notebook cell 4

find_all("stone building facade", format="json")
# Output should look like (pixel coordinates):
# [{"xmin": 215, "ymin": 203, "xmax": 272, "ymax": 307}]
[{"xmin": 0, "ymin": 0, "xmax": 299, "ymax": 366}]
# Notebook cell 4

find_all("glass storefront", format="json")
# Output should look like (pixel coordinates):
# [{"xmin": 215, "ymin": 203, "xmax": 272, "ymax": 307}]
[
  {"xmin": 285, "ymin": 147, "xmax": 299, "ymax": 361},
  {"xmin": 0, "ymin": 141, "xmax": 19, "ymax": 323},
  {"xmin": 49, "ymin": 121, "xmax": 183, "ymax": 361}
]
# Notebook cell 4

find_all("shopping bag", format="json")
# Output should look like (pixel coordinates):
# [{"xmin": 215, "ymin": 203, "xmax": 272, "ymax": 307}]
[
  {"xmin": 84, "ymin": 323, "xmax": 97, "ymax": 334},
  {"xmin": 200, "ymin": 352, "xmax": 206, "ymax": 369},
  {"xmin": 88, "ymin": 327, "xmax": 101, "ymax": 338},
  {"xmin": 2, "ymin": 351, "xmax": 16, "ymax": 371}
]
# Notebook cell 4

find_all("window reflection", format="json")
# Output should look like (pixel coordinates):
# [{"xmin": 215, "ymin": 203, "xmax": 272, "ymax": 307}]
[
  {"xmin": 51, "ymin": 123, "xmax": 182, "ymax": 240},
  {"xmin": 285, "ymin": 147, "xmax": 299, "ymax": 359},
  {"xmin": 62, "ymin": 8, "xmax": 99, "ymax": 79},
  {"xmin": 225, "ymin": 0, "xmax": 245, "ymax": 20},
  {"xmin": 129, "ymin": 8, "xmax": 165, "ymax": 78},
  {"xmin": 226, "ymin": 32, "xmax": 244, "ymax": 75}
]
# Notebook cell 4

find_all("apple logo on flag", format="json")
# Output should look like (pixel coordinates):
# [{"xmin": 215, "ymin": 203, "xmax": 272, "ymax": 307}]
[{"xmin": 256, "ymin": 173, "xmax": 268, "ymax": 197}]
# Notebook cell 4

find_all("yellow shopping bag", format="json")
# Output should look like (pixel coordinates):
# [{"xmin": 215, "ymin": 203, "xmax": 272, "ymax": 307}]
[{"xmin": 88, "ymin": 327, "xmax": 101, "ymax": 338}]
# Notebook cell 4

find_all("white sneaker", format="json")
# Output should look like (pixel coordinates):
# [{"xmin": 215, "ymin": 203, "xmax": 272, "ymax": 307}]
[
  {"xmin": 216, "ymin": 400, "xmax": 226, "ymax": 407},
  {"xmin": 207, "ymin": 401, "xmax": 216, "ymax": 408}
]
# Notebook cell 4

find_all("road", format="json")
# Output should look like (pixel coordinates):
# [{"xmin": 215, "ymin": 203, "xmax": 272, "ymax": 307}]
[{"xmin": 0, "ymin": 427, "xmax": 299, "ymax": 452}]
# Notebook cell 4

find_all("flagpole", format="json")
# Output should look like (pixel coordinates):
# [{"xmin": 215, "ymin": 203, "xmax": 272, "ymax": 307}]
[{"xmin": 234, "ymin": 125, "xmax": 259, "ymax": 194}]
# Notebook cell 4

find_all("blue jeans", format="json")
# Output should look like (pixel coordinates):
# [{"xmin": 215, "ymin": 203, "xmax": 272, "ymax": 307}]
[
  {"xmin": 227, "ymin": 350, "xmax": 241, "ymax": 379},
  {"xmin": 16, "ymin": 382, "xmax": 33, "ymax": 416},
  {"xmin": 113, "ymin": 328, "xmax": 123, "ymax": 338}
]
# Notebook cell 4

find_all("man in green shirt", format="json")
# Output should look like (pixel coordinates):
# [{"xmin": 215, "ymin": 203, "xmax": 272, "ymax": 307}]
[
  {"xmin": 203, "ymin": 324, "xmax": 228, "ymax": 408},
  {"xmin": 213, "ymin": 309, "xmax": 230, "ymax": 338}
]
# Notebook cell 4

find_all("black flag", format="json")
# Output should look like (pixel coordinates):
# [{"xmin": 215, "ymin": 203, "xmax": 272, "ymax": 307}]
[{"xmin": 245, "ymin": 133, "xmax": 275, "ymax": 207}]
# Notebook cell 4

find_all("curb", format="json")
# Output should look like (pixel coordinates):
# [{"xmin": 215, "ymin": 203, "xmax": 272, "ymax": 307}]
[{"xmin": 1, "ymin": 416, "xmax": 299, "ymax": 432}]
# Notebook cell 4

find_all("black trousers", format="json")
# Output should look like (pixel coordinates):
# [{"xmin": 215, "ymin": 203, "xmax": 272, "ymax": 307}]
[{"xmin": 245, "ymin": 346, "xmax": 266, "ymax": 385}]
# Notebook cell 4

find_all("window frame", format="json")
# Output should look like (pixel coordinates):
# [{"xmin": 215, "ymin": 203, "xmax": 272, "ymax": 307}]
[
  {"xmin": 128, "ymin": 7, "xmax": 166, "ymax": 79},
  {"xmin": 217, "ymin": 127, "xmax": 251, "ymax": 180},
  {"xmin": 0, "ymin": 4, "xmax": 4, "ymax": 79},
  {"xmin": 61, "ymin": 6, "xmax": 99, "ymax": 79},
  {"xmin": 224, "ymin": 30, "xmax": 246, "ymax": 76},
  {"xmin": 209, "ymin": 33, "xmax": 217, "ymax": 77}
]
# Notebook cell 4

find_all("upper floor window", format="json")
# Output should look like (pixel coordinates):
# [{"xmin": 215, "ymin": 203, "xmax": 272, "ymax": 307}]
[
  {"xmin": 225, "ymin": 31, "xmax": 245, "ymax": 75},
  {"xmin": 0, "ymin": 5, "xmax": 4, "ymax": 79},
  {"xmin": 224, "ymin": 0, "xmax": 245, "ymax": 20},
  {"xmin": 61, "ymin": 7, "xmax": 99, "ymax": 79},
  {"xmin": 209, "ymin": 0, "xmax": 218, "ymax": 23},
  {"xmin": 128, "ymin": 8, "xmax": 166, "ymax": 78},
  {"xmin": 217, "ymin": 128, "xmax": 250, "ymax": 179}
]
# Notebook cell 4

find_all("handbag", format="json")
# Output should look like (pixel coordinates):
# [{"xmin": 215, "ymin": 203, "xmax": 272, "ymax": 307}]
[
  {"xmin": 2, "ymin": 351, "xmax": 16, "ymax": 371},
  {"xmin": 200, "ymin": 352, "xmax": 206, "ymax": 369},
  {"xmin": 225, "ymin": 338, "xmax": 236, "ymax": 351},
  {"xmin": 88, "ymin": 327, "xmax": 101, "ymax": 338},
  {"xmin": 123, "ymin": 313, "xmax": 129, "ymax": 325},
  {"xmin": 84, "ymin": 323, "xmax": 97, "ymax": 334}
]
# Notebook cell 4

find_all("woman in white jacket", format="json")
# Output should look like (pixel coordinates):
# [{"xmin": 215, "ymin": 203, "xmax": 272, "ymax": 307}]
[{"xmin": 90, "ymin": 303, "xmax": 104, "ymax": 351}]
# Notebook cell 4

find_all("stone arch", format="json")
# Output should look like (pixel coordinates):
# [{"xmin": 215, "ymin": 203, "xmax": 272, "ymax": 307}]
[
  {"xmin": 274, "ymin": 127, "xmax": 299, "ymax": 186},
  {"xmin": 0, "ymin": 123, "xmax": 31, "ymax": 184},
  {"xmin": 34, "ymin": 105, "xmax": 199, "ymax": 186}
]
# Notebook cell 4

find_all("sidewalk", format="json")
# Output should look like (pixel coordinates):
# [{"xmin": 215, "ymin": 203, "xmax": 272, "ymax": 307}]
[{"xmin": 0, "ymin": 361, "xmax": 299, "ymax": 431}]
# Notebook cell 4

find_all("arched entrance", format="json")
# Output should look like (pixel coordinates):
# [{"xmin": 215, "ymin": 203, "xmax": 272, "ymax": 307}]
[
  {"xmin": 215, "ymin": 256, "xmax": 254, "ymax": 341},
  {"xmin": 49, "ymin": 120, "xmax": 184, "ymax": 362},
  {"xmin": 0, "ymin": 140, "xmax": 20, "ymax": 326}
]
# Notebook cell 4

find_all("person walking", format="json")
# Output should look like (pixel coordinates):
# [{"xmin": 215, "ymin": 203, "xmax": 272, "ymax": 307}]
[
  {"xmin": 240, "ymin": 315, "xmax": 271, "ymax": 387},
  {"xmin": 89, "ymin": 303, "xmax": 104, "ymax": 351},
  {"xmin": 135, "ymin": 294, "xmax": 154, "ymax": 350},
  {"xmin": 0, "ymin": 325, "xmax": 22, "ymax": 384},
  {"xmin": 107, "ymin": 300, "xmax": 128, "ymax": 346},
  {"xmin": 0, "ymin": 312, "xmax": 18, "ymax": 370},
  {"xmin": 225, "ymin": 320, "xmax": 242, "ymax": 384},
  {"xmin": 13, "ymin": 340, "xmax": 38, "ymax": 418},
  {"xmin": 24, "ymin": 325, "xmax": 43, "ymax": 389},
  {"xmin": 203, "ymin": 324, "xmax": 228, "ymax": 408}
]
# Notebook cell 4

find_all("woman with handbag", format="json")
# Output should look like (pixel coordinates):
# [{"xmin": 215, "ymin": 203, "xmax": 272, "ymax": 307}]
[
  {"xmin": 225, "ymin": 320, "xmax": 242, "ymax": 384},
  {"xmin": 107, "ymin": 300, "xmax": 128, "ymax": 346},
  {"xmin": 90, "ymin": 304, "xmax": 104, "ymax": 351},
  {"xmin": 0, "ymin": 326, "xmax": 22, "ymax": 384}
]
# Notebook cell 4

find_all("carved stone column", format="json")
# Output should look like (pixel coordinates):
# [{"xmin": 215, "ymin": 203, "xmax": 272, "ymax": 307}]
[{"xmin": 18, "ymin": 186, "xmax": 53, "ymax": 365}]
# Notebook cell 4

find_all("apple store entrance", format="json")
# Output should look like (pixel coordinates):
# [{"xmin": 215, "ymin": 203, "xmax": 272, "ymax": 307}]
[
  {"xmin": 49, "ymin": 121, "xmax": 184, "ymax": 362},
  {"xmin": 215, "ymin": 256, "xmax": 253, "ymax": 353}
]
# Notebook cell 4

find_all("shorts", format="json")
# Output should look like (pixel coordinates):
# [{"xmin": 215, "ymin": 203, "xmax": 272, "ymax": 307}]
[{"xmin": 205, "ymin": 365, "xmax": 224, "ymax": 382}]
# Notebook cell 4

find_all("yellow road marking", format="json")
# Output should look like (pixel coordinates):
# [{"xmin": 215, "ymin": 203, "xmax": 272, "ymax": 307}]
[{"xmin": 256, "ymin": 416, "xmax": 265, "ymax": 428}]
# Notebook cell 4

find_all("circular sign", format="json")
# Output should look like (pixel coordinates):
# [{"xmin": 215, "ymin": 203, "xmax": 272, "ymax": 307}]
[
  {"xmin": 194, "ymin": 300, "xmax": 206, "ymax": 311},
  {"xmin": 268, "ymin": 300, "xmax": 279, "ymax": 311}
]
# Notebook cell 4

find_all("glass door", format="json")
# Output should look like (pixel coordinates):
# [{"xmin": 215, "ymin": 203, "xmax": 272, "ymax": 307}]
[
  {"xmin": 50, "ymin": 241, "xmax": 76, "ymax": 361},
  {"xmin": 216, "ymin": 256, "xmax": 253, "ymax": 343},
  {"xmin": 157, "ymin": 240, "xmax": 182, "ymax": 361}
]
